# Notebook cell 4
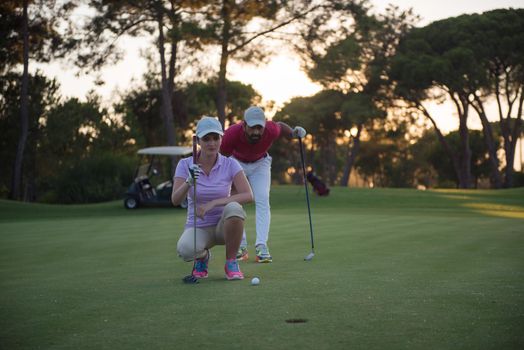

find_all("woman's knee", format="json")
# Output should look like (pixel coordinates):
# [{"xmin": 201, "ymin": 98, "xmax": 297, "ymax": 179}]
[
  {"xmin": 177, "ymin": 239, "xmax": 195, "ymax": 261},
  {"xmin": 223, "ymin": 202, "xmax": 246, "ymax": 221}
]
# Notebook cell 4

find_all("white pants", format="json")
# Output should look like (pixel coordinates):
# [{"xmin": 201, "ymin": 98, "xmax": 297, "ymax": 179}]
[{"xmin": 233, "ymin": 155, "xmax": 272, "ymax": 247}]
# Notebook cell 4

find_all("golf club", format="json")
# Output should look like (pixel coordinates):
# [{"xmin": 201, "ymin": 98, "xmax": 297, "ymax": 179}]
[
  {"xmin": 183, "ymin": 135, "xmax": 199, "ymax": 284},
  {"xmin": 298, "ymin": 137, "xmax": 315, "ymax": 261}
]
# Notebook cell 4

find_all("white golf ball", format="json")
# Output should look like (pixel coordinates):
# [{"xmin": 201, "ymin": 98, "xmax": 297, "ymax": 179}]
[{"xmin": 251, "ymin": 277, "xmax": 260, "ymax": 286}]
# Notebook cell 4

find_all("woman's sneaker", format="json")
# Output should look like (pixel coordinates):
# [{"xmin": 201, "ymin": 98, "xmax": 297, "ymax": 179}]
[
  {"xmin": 236, "ymin": 246, "xmax": 249, "ymax": 261},
  {"xmin": 192, "ymin": 249, "xmax": 210, "ymax": 279},
  {"xmin": 224, "ymin": 259, "xmax": 244, "ymax": 280},
  {"xmin": 255, "ymin": 244, "xmax": 272, "ymax": 263}
]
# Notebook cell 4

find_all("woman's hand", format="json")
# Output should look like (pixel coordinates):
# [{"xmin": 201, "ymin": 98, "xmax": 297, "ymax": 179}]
[{"xmin": 197, "ymin": 201, "xmax": 215, "ymax": 218}]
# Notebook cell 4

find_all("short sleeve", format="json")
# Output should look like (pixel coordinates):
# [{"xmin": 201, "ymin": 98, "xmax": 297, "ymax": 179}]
[
  {"xmin": 174, "ymin": 157, "xmax": 190, "ymax": 180},
  {"xmin": 220, "ymin": 129, "xmax": 233, "ymax": 155},
  {"xmin": 229, "ymin": 157, "xmax": 243, "ymax": 178},
  {"xmin": 267, "ymin": 121, "xmax": 282, "ymax": 140}
]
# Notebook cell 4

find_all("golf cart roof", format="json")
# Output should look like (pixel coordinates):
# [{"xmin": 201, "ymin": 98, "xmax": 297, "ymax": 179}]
[{"xmin": 137, "ymin": 146, "xmax": 192, "ymax": 156}]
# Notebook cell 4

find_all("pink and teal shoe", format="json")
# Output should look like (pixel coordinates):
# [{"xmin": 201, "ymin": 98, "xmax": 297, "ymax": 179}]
[
  {"xmin": 192, "ymin": 249, "xmax": 210, "ymax": 279},
  {"xmin": 224, "ymin": 259, "xmax": 244, "ymax": 280}
]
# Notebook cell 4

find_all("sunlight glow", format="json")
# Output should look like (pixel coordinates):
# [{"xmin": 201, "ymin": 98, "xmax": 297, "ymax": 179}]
[
  {"xmin": 463, "ymin": 203, "xmax": 524, "ymax": 219},
  {"xmin": 229, "ymin": 55, "xmax": 321, "ymax": 107}
]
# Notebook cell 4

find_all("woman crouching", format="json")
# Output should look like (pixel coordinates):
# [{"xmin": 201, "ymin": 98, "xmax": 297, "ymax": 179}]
[{"xmin": 171, "ymin": 116, "xmax": 253, "ymax": 280}]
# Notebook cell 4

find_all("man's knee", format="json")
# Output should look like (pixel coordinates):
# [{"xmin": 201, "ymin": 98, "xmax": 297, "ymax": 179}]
[{"xmin": 254, "ymin": 195, "xmax": 270, "ymax": 209}]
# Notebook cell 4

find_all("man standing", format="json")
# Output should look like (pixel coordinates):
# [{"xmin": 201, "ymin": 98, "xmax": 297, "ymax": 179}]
[{"xmin": 220, "ymin": 106, "xmax": 306, "ymax": 263}]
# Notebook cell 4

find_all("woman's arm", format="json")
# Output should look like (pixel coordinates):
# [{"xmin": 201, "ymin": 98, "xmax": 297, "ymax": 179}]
[
  {"xmin": 226, "ymin": 170, "xmax": 254, "ymax": 205},
  {"xmin": 197, "ymin": 171, "xmax": 253, "ymax": 218},
  {"xmin": 171, "ymin": 177, "xmax": 190, "ymax": 206}
]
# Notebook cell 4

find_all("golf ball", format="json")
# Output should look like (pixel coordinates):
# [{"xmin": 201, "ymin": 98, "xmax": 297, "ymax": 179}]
[{"xmin": 251, "ymin": 277, "xmax": 260, "ymax": 286}]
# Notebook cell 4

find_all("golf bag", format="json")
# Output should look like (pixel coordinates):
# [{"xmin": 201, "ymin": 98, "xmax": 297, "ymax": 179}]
[{"xmin": 306, "ymin": 171, "xmax": 330, "ymax": 196}]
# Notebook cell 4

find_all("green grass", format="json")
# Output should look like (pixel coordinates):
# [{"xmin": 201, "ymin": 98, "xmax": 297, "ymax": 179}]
[{"xmin": 1, "ymin": 186, "xmax": 523, "ymax": 349}]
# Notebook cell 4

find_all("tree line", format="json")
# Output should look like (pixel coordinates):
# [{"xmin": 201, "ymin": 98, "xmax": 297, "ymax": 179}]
[{"xmin": 1, "ymin": 1, "xmax": 523, "ymax": 203}]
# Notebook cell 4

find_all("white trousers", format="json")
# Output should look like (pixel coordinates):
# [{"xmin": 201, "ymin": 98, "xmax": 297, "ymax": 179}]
[{"xmin": 233, "ymin": 155, "xmax": 272, "ymax": 247}]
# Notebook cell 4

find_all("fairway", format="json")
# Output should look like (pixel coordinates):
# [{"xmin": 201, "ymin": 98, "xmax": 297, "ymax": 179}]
[{"xmin": 1, "ymin": 187, "xmax": 523, "ymax": 349}]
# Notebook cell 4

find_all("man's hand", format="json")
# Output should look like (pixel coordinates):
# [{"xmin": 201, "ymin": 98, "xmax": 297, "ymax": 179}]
[
  {"xmin": 186, "ymin": 164, "xmax": 202, "ymax": 186},
  {"xmin": 292, "ymin": 126, "xmax": 307, "ymax": 138}
]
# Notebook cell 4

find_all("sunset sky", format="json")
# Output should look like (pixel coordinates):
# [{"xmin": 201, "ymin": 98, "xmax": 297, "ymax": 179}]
[{"xmin": 35, "ymin": 0, "xmax": 523, "ymax": 150}]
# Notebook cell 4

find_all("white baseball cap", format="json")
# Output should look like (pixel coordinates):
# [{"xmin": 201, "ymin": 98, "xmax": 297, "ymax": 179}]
[
  {"xmin": 244, "ymin": 106, "xmax": 266, "ymax": 127},
  {"xmin": 196, "ymin": 116, "xmax": 224, "ymax": 138}
]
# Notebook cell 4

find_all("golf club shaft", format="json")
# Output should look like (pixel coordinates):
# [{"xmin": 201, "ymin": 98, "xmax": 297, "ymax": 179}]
[
  {"xmin": 299, "ymin": 137, "xmax": 314, "ymax": 253},
  {"xmin": 182, "ymin": 136, "xmax": 199, "ymax": 284},
  {"xmin": 192, "ymin": 135, "xmax": 198, "ymax": 269}
]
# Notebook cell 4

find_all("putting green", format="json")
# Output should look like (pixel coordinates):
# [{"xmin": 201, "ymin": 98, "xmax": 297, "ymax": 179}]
[{"xmin": 1, "ymin": 186, "xmax": 523, "ymax": 349}]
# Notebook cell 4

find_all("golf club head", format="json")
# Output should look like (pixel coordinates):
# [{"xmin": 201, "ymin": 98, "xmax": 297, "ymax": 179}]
[
  {"xmin": 182, "ymin": 274, "xmax": 199, "ymax": 284},
  {"xmin": 304, "ymin": 252, "xmax": 315, "ymax": 261}
]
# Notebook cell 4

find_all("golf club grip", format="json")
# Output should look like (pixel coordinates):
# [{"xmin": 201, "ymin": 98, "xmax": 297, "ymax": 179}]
[
  {"xmin": 192, "ymin": 135, "xmax": 198, "ymax": 162},
  {"xmin": 299, "ymin": 137, "xmax": 315, "ymax": 251}
]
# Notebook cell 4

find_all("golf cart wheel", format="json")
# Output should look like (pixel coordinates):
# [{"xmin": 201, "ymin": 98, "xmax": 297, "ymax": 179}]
[{"xmin": 124, "ymin": 196, "xmax": 139, "ymax": 209}]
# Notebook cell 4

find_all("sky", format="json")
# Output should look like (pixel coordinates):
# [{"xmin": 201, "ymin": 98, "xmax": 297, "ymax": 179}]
[
  {"xmin": 229, "ymin": 0, "xmax": 524, "ymax": 108},
  {"xmin": 35, "ymin": 0, "xmax": 524, "ymax": 165},
  {"xmin": 230, "ymin": 0, "xmax": 524, "ymax": 170},
  {"xmin": 41, "ymin": 1, "xmax": 524, "ymax": 107}
]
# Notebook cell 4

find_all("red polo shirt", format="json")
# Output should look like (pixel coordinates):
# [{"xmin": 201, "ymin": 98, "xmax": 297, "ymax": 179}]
[{"xmin": 220, "ymin": 121, "xmax": 282, "ymax": 162}]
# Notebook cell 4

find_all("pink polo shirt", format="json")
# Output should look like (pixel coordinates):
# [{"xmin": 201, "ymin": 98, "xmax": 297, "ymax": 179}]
[
  {"xmin": 220, "ymin": 121, "xmax": 282, "ymax": 162},
  {"xmin": 175, "ymin": 154, "xmax": 243, "ymax": 229}
]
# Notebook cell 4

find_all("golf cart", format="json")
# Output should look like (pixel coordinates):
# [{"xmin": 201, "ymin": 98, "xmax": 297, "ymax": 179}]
[{"xmin": 123, "ymin": 146, "xmax": 192, "ymax": 209}]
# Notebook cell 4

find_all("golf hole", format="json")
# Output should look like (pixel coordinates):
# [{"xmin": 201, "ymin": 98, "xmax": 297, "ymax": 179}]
[{"xmin": 285, "ymin": 318, "xmax": 308, "ymax": 324}]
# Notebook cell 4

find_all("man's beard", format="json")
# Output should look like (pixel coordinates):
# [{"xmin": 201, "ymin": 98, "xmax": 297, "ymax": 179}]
[{"xmin": 246, "ymin": 133, "xmax": 261, "ymax": 144}]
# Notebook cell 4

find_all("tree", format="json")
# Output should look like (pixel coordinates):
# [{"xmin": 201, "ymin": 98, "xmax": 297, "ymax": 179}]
[
  {"xmin": 354, "ymin": 128, "xmax": 417, "ymax": 188},
  {"xmin": 0, "ymin": 72, "xmax": 60, "ymax": 200},
  {"xmin": 294, "ymin": 3, "xmax": 416, "ymax": 186},
  {"xmin": 198, "ymin": 1, "xmax": 321, "ymax": 125},
  {"xmin": 338, "ymin": 94, "xmax": 384, "ymax": 185},
  {"xmin": 412, "ymin": 128, "xmax": 497, "ymax": 188},
  {"xmin": 36, "ymin": 96, "xmax": 135, "ymax": 203},
  {"xmin": 276, "ymin": 90, "xmax": 346, "ymax": 184},
  {"xmin": 115, "ymin": 76, "xmax": 164, "ymax": 149},
  {"xmin": 41, "ymin": 98, "xmax": 109, "ymax": 166},
  {"xmin": 1, "ymin": 0, "xmax": 71, "ymax": 200},
  {"xmin": 390, "ymin": 9, "xmax": 524, "ymax": 188},
  {"xmin": 13, "ymin": 0, "xmax": 30, "ymax": 201},
  {"xmin": 69, "ymin": 0, "xmax": 209, "ymax": 173},
  {"xmin": 464, "ymin": 9, "xmax": 524, "ymax": 187},
  {"xmin": 183, "ymin": 79, "xmax": 260, "ymax": 125},
  {"xmin": 391, "ymin": 20, "xmax": 476, "ymax": 188},
  {"xmin": 116, "ymin": 77, "xmax": 259, "ymax": 149},
  {"xmin": 0, "ymin": 1, "xmax": 69, "ymax": 73}
]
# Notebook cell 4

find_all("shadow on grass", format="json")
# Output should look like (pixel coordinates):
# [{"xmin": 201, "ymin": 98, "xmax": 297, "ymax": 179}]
[
  {"xmin": 270, "ymin": 186, "xmax": 524, "ymax": 220},
  {"xmin": 2, "ymin": 186, "xmax": 523, "ymax": 222},
  {"xmin": 0, "ymin": 199, "xmax": 183, "ymax": 222}
]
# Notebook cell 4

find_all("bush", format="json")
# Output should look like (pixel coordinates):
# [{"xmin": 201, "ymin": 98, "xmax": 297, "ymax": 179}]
[
  {"xmin": 42, "ymin": 153, "xmax": 135, "ymax": 204},
  {"xmin": 512, "ymin": 171, "xmax": 524, "ymax": 188}
]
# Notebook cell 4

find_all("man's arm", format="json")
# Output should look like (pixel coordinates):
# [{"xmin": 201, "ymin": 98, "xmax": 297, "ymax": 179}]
[
  {"xmin": 277, "ymin": 121, "xmax": 294, "ymax": 139},
  {"xmin": 277, "ymin": 121, "xmax": 307, "ymax": 139},
  {"xmin": 219, "ymin": 129, "xmax": 233, "ymax": 156}
]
